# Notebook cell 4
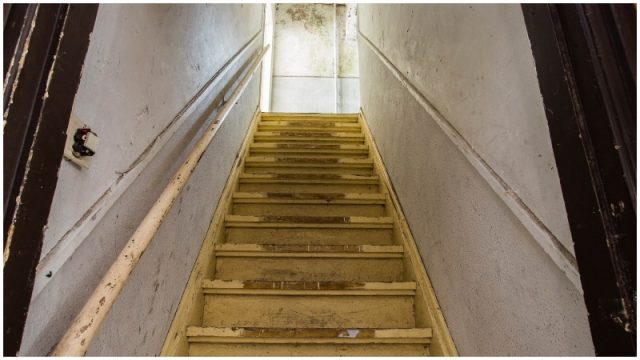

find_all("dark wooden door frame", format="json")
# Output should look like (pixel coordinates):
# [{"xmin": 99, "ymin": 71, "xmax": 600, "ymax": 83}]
[
  {"xmin": 3, "ymin": 4, "xmax": 46, "ymax": 236},
  {"xmin": 522, "ymin": 4, "xmax": 636, "ymax": 356},
  {"xmin": 3, "ymin": 4, "xmax": 98, "ymax": 355}
]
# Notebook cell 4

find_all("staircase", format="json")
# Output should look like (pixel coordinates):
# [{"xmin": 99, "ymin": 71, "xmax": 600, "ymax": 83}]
[{"xmin": 164, "ymin": 112, "xmax": 455, "ymax": 356}]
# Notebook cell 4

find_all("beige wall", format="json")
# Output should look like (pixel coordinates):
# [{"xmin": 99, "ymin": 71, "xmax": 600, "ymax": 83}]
[
  {"xmin": 358, "ymin": 4, "xmax": 593, "ymax": 355},
  {"xmin": 21, "ymin": 4, "xmax": 263, "ymax": 355}
]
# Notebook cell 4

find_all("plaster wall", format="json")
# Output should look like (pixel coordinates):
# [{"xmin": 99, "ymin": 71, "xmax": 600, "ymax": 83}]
[
  {"xmin": 271, "ymin": 3, "xmax": 359, "ymax": 113},
  {"xmin": 358, "ymin": 4, "xmax": 593, "ymax": 355},
  {"xmin": 20, "ymin": 4, "xmax": 263, "ymax": 355}
]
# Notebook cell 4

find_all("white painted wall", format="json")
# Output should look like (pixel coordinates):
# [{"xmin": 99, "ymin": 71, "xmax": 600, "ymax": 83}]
[
  {"xmin": 271, "ymin": 3, "xmax": 359, "ymax": 113},
  {"xmin": 20, "ymin": 4, "xmax": 263, "ymax": 355},
  {"xmin": 358, "ymin": 4, "xmax": 593, "ymax": 355}
]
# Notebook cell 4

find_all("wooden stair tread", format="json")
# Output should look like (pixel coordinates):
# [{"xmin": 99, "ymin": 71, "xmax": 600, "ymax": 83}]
[
  {"xmin": 215, "ymin": 243, "xmax": 402, "ymax": 255},
  {"xmin": 232, "ymin": 192, "xmax": 385, "ymax": 203},
  {"xmin": 187, "ymin": 327, "xmax": 432, "ymax": 342},
  {"xmin": 239, "ymin": 173, "xmax": 379, "ymax": 182},
  {"xmin": 258, "ymin": 129, "xmax": 362, "ymax": 134},
  {"xmin": 261, "ymin": 113, "xmax": 359, "ymax": 122},
  {"xmin": 204, "ymin": 279, "xmax": 414, "ymax": 289},
  {"xmin": 251, "ymin": 143, "xmax": 368, "ymax": 150},
  {"xmin": 245, "ymin": 156, "xmax": 372, "ymax": 164},
  {"xmin": 214, "ymin": 246, "xmax": 403, "ymax": 281},
  {"xmin": 225, "ymin": 215, "xmax": 393, "ymax": 229},
  {"xmin": 202, "ymin": 280, "xmax": 416, "ymax": 295},
  {"xmin": 248, "ymin": 152, "xmax": 370, "ymax": 159},
  {"xmin": 255, "ymin": 131, "xmax": 363, "ymax": 137},
  {"xmin": 258, "ymin": 126, "xmax": 362, "ymax": 133},
  {"xmin": 226, "ymin": 214, "xmax": 392, "ymax": 222},
  {"xmin": 253, "ymin": 137, "xmax": 364, "ymax": 144}
]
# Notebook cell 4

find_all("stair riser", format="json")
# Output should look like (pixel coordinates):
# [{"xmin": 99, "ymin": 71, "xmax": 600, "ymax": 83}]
[
  {"xmin": 232, "ymin": 203, "xmax": 385, "ymax": 217},
  {"xmin": 255, "ymin": 131, "xmax": 363, "ymax": 135},
  {"xmin": 259, "ymin": 120, "xmax": 361, "ymax": 127},
  {"xmin": 260, "ymin": 116, "xmax": 359, "ymax": 123},
  {"xmin": 215, "ymin": 257, "xmax": 403, "ymax": 282},
  {"xmin": 238, "ymin": 183, "xmax": 380, "ymax": 193},
  {"xmin": 258, "ymin": 126, "xmax": 362, "ymax": 133},
  {"xmin": 225, "ymin": 228, "xmax": 393, "ymax": 245},
  {"xmin": 251, "ymin": 142, "xmax": 367, "ymax": 150},
  {"xmin": 253, "ymin": 137, "xmax": 365, "ymax": 144},
  {"xmin": 189, "ymin": 343, "xmax": 428, "ymax": 356},
  {"xmin": 249, "ymin": 150, "xmax": 369, "ymax": 158},
  {"xmin": 243, "ymin": 166, "xmax": 374, "ymax": 176},
  {"xmin": 203, "ymin": 295, "xmax": 415, "ymax": 328}
]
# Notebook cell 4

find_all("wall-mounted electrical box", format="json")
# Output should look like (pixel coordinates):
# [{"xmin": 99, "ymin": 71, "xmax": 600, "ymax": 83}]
[{"xmin": 63, "ymin": 114, "xmax": 99, "ymax": 169}]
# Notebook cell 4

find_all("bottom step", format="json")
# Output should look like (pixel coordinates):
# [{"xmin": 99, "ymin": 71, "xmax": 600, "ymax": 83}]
[{"xmin": 187, "ymin": 327, "xmax": 431, "ymax": 356}]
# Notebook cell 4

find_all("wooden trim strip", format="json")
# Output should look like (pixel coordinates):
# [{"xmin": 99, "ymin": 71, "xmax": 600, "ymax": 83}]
[
  {"xmin": 225, "ymin": 215, "xmax": 393, "ymax": 222},
  {"xmin": 214, "ymin": 243, "xmax": 403, "ymax": 254},
  {"xmin": 215, "ymin": 252, "xmax": 403, "ymax": 259},
  {"xmin": 238, "ymin": 173, "xmax": 379, "ymax": 184},
  {"xmin": 203, "ymin": 279, "xmax": 416, "ymax": 290},
  {"xmin": 232, "ymin": 200, "xmax": 384, "ymax": 205},
  {"xmin": 255, "ymin": 131, "xmax": 363, "ymax": 138},
  {"xmin": 52, "ymin": 45, "xmax": 270, "ymax": 356},
  {"xmin": 257, "ymin": 127, "xmax": 363, "ymax": 133},
  {"xmin": 187, "ymin": 337, "xmax": 430, "ymax": 344},
  {"xmin": 186, "ymin": 327, "xmax": 432, "ymax": 341},
  {"xmin": 202, "ymin": 289, "xmax": 415, "ymax": 296},
  {"xmin": 245, "ymin": 156, "xmax": 372, "ymax": 164},
  {"xmin": 224, "ymin": 215, "xmax": 394, "ymax": 228},
  {"xmin": 201, "ymin": 279, "xmax": 416, "ymax": 296},
  {"xmin": 232, "ymin": 192, "xmax": 386, "ymax": 204},
  {"xmin": 259, "ymin": 122, "xmax": 362, "ymax": 128},
  {"xmin": 225, "ymin": 223, "xmax": 393, "ymax": 230}
]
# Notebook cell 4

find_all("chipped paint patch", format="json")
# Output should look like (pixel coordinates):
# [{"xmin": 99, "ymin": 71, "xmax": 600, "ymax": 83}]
[{"xmin": 338, "ymin": 329, "xmax": 360, "ymax": 338}]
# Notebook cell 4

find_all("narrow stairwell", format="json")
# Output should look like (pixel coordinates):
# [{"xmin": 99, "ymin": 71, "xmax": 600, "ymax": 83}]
[{"xmin": 164, "ymin": 112, "xmax": 455, "ymax": 356}]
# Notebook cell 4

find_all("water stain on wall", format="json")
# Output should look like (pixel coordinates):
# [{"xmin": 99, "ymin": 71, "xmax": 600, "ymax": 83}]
[{"xmin": 284, "ymin": 4, "xmax": 328, "ymax": 34}]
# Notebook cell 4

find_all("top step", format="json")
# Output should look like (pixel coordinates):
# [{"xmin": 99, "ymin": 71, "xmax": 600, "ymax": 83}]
[
  {"xmin": 261, "ymin": 113, "xmax": 359, "ymax": 123},
  {"xmin": 258, "ymin": 121, "xmax": 362, "ymax": 133}
]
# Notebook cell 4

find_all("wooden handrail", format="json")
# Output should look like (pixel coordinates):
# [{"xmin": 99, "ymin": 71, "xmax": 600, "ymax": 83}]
[{"xmin": 52, "ymin": 45, "xmax": 270, "ymax": 356}]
